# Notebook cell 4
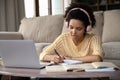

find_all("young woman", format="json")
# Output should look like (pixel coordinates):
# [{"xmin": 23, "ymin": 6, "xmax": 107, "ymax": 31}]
[{"xmin": 39, "ymin": 3, "xmax": 103, "ymax": 64}]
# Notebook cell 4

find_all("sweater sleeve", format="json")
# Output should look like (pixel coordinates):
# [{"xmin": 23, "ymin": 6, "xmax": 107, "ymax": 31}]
[
  {"xmin": 39, "ymin": 34, "xmax": 64, "ymax": 61},
  {"xmin": 91, "ymin": 35, "xmax": 104, "ymax": 60}
]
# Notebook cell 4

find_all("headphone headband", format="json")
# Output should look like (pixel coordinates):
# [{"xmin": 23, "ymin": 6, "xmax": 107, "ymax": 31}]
[{"xmin": 66, "ymin": 8, "xmax": 92, "ymax": 25}]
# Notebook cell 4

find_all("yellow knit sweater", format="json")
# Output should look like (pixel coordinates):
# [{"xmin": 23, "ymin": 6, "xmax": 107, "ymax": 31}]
[{"xmin": 40, "ymin": 32, "xmax": 103, "ymax": 61}]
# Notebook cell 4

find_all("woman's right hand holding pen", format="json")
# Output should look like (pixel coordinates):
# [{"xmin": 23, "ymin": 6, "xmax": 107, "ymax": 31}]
[
  {"xmin": 53, "ymin": 55, "xmax": 65, "ymax": 64},
  {"xmin": 54, "ymin": 49, "xmax": 65, "ymax": 64},
  {"xmin": 42, "ymin": 49, "xmax": 65, "ymax": 64},
  {"xmin": 42, "ymin": 54, "xmax": 65, "ymax": 64}
]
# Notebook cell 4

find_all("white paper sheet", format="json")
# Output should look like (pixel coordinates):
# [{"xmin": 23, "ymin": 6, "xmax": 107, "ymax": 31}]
[{"xmin": 63, "ymin": 59, "xmax": 83, "ymax": 65}]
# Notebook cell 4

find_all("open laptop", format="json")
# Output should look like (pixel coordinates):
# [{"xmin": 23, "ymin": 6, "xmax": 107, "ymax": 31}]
[{"xmin": 0, "ymin": 40, "xmax": 53, "ymax": 69}]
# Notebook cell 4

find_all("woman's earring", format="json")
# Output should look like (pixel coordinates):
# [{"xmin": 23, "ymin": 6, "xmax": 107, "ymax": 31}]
[{"xmin": 87, "ymin": 25, "xmax": 92, "ymax": 32}]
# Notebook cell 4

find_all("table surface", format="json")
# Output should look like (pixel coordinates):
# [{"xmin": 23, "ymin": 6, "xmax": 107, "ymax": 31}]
[{"xmin": 0, "ymin": 65, "xmax": 120, "ymax": 79}]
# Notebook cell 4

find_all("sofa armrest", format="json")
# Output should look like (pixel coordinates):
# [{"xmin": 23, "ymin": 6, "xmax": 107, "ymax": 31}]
[{"xmin": 0, "ymin": 32, "xmax": 23, "ymax": 40}]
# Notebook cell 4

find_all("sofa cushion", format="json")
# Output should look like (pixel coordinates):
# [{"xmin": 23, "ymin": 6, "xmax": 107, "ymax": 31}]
[
  {"xmin": 89, "ymin": 11, "xmax": 104, "ymax": 37},
  {"xmin": 19, "ymin": 15, "xmax": 64, "ymax": 43},
  {"xmin": 102, "ymin": 10, "xmax": 120, "ymax": 43},
  {"xmin": 102, "ymin": 42, "xmax": 120, "ymax": 60},
  {"xmin": 35, "ymin": 43, "xmax": 51, "ymax": 55}
]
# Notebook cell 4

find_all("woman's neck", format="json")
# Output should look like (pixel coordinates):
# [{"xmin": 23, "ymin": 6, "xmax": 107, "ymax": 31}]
[{"xmin": 73, "ymin": 36, "xmax": 84, "ymax": 46}]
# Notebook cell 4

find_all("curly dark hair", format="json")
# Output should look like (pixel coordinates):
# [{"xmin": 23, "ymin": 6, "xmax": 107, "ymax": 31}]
[{"xmin": 64, "ymin": 3, "xmax": 96, "ymax": 29}]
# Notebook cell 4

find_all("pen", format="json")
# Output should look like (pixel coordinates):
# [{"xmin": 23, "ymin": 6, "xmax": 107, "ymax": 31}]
[{"xmin": 54, "ymin": 49, "xmax": 61, "ymax": 58}]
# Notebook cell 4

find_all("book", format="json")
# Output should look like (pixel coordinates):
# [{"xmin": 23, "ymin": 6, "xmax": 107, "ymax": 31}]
[
  {"xmin": 85, "ymin": 62, "xmax": 120, "ymax": 72},
  {"xmin": 45, "ymin": 62, "xmax": 120, "ymax": 72},
  {"xmin": 91, "ymin": 62, "xmax": 119, "ymax": 69}
]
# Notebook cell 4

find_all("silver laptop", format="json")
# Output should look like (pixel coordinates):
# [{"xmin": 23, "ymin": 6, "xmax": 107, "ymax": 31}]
[{"xmin": 0, "ymin": 40, "xmax": 52, "ymax": 69}]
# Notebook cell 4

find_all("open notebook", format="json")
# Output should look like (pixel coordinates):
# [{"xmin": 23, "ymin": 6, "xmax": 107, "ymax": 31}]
[
  {"xmin": 0, "ymin": 40, "xmax": 53, "ymax": 69},
  {"xmin": 46, "ymin": 62, "xmax": 120, "ymax": 72}
]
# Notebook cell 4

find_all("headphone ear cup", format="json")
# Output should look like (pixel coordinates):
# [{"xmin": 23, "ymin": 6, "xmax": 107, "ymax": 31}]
[{"xmin": 87, "ymin": 25, "xmax": 92, "ymax": 32}]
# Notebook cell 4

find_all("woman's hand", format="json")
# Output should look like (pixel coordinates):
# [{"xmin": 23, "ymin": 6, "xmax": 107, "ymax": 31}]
[
  {"xmin": 43, "ymin": 54, "xmax": 65, "ymax": 64},
  {"xmin": 53, "ymin": 55, "xmax": 65, "ymax": 64}
]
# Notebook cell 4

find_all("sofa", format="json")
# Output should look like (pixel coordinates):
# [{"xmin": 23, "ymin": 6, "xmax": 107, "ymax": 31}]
[{"xmin": 0, "ymin": 9, "xmax": 120, "ymax": 67}]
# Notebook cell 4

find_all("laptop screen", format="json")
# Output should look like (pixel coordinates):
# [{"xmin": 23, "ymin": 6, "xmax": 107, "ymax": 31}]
[{"xmin": 0, "ymin": 40, "xmax": 41, "ymax": 69}]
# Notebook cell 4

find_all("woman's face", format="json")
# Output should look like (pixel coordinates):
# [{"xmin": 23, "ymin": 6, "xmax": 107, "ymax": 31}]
[{"xmin": 68, "ymin": 19, "xmax": 85, "ymax": 41}]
